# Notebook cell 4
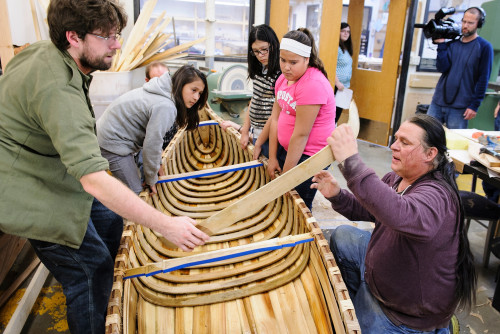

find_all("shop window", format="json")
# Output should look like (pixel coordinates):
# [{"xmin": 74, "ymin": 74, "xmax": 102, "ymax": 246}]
[
  {"xmin": 357, "ymin": 0, "xmax": 389, "ymax": 72},
  {"xmin": 138, "ymin": 0, "xmax": 249, "ymax": 57}
]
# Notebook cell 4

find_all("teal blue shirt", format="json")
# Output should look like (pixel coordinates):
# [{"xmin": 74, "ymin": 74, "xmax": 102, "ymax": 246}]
[
  {"xmin": 0, "ymin": 41, "xmax": 109, "ymax": 248},
  {"xmin": 336, "ymin": 46, "xmax": 353, "ymax": 88}
]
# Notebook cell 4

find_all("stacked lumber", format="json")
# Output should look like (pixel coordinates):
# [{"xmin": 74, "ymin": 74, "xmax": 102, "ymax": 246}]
[{"xmin": 110, "ymin": 0, "xmax": 206, "ymax": 72}]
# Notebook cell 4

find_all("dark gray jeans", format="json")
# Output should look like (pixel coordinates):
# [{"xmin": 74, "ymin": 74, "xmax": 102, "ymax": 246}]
[{"xmin": 100, "ymin": 147, "xmax": 143, "ymax": 194}]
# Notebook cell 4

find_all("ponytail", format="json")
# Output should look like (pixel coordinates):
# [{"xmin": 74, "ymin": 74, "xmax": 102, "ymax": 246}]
[{"xmin": 409, "ymin": 114, "xmax": 477, "ymax": 312}]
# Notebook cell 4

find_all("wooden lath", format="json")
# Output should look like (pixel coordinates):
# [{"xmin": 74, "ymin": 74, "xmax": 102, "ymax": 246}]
[{"xmin": 110, "ymin": 0, "xmax": 205, "ymax": 72}]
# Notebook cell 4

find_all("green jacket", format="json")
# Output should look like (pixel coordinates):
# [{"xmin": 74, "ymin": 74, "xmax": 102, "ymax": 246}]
[{"xmin": 0, "ymin": 41, "xmax": 109, "ymax": 248}]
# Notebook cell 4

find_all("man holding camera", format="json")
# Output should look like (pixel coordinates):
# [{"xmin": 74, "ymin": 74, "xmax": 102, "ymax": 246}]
[{"xmin": 428, "ymin": 7, "xmax": 493, "ymax": 129}]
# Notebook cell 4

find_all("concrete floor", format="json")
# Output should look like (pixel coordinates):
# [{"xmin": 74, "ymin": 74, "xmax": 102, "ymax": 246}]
[{"xmin": 1, "ymin": 140, "xmax": 499, "ymax": 333}]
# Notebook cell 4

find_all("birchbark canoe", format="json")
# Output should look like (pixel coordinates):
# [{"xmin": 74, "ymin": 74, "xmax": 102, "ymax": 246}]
[{"xmin": 105, "ymin": 107, "xmax": 360, "ymax": 334}]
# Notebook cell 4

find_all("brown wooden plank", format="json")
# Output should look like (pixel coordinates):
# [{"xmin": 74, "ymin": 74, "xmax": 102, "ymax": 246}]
[
  {"xmin": 0, "ymin": 257, "xmax": 40, "ymax": 309},
  {"xmin": 197, "ymin": 146, "xmax": 335, "ymax": 236},
  {"xmin": 0, "ymin": 234, "xmax": 27, "ymax": 285},
  {"xmin": 192, "ymin": 100, "xmax": 359, "ymax": 240}
]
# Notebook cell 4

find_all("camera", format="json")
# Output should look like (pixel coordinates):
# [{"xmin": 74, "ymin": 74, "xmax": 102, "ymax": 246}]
[{"xmin": 415, "ymin": 7, "xmax": 461, "ymax": 40}]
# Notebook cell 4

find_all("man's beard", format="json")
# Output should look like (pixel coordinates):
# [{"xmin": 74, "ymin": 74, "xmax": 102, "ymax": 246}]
[
  {"xmin": 462, "ymin": 27, "xmax": 477, "ymax": 38},
  {"xmin": 80, "ymin": 48, "xmax": 113, "ymax": 71}
]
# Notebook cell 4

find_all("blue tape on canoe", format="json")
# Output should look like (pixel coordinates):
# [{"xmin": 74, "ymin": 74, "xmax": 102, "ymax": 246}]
[
  {"xmin": 157, "ymin": 162, "xmax": 263, "ymax": 183},
  {"xmin": 124, "ymin": 237, "xmax": 314, "ymax": 280},
  {"xmin": 199, "ymin": 121, "xmax": 219, "ymax": 127}
]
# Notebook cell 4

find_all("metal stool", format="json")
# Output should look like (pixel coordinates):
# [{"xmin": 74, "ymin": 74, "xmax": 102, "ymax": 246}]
[{"xmin": 460, "ymin": 191, "xmax": 500, "ymax": 268}]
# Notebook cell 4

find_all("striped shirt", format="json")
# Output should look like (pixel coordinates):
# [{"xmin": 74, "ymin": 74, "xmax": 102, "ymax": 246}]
[{"xmin": 249, "ymin": 70, "xmax": 281, "ymax": 130}]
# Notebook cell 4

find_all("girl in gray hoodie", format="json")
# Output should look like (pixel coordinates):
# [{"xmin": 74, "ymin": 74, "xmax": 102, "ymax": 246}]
[{"xmin": 97, "ymin": 65, "xmax": 208, "ymax": 194}]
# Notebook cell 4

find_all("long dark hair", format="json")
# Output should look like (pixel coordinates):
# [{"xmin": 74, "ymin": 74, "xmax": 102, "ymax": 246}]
[
  {"xmin": 171, "ymin": 65, "xmax": 207, "ymax": 131},
  {"xmin": 48, "ymin": 0, "xmax": 127, "ymax": 51},
  {"xmin": 339, "ymin": 22, "xmax": 353, "ymax": 56},
  {"xmin": 408, "ymin": 114, "xmax": 476, "ymax": 311},
  {"xmin": 248, "ymin": 24, "xmax": 280, "ymax": 80},
  {"xmin": 282, "ymin": 28, "xmax": 328, "ymax": 78}
]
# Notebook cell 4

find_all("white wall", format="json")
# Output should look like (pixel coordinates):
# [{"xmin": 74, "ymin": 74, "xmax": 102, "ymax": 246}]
[
  {"xmin": 5, "ymin": 0, "xmax": 134, "ymax": 45},
  {"xmin": 6, "ymin": 0, "xmax": 39, "ymax": 44}
]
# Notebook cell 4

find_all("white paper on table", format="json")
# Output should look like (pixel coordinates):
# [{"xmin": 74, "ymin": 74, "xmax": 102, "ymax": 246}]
[
  {"xmin": 487, "ymin": 168, "xmax": 500, "ymax": 178},
  {"xmin": 335, "ymin": 88, "xmax": 353, "ymax": 109}
]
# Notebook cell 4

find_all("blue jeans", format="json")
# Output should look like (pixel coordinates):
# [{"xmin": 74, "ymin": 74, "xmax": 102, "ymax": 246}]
[
  {"xmin": 427, "ymin": 102, "xmax": 468, "ymax": 129},
  {"xmin": 29, "ymin": 198, "xmax": 123, "ymax": 334},
  {"xmin": 253, "ymin": 137, "xmax": 269, "ymax": 158},
  {"xmin": 276, "ymin": 144, "xmax": 317, "ymax": 211},
  {"xmin": 330, "ymin": 225, "xmax": 450, "ymax": 334}
]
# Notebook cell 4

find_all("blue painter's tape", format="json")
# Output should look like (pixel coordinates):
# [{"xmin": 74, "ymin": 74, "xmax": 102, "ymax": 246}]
[
  {"xmin": 199, "ymin": 121, "xmax": 219, "ymax": 127},
  {"xmin": 157, "ymin": 162, "xmax": 263, "ymax": 183}
]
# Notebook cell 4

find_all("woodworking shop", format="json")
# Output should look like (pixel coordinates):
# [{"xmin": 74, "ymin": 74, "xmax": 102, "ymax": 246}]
[{"xmin": 1, "ymin": 0, "xmax": 500, "ymax": 333}]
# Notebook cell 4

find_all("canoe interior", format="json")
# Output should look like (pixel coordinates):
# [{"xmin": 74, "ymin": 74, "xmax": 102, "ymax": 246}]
[{"xmin": 105, "ymin": 107, "xmax": 360, "ymax": 334}]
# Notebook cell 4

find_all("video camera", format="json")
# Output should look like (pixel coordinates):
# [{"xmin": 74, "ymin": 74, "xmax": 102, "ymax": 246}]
[{"xmin": 415, "ymin": 7, "xmax": 461, "ymax": 40}]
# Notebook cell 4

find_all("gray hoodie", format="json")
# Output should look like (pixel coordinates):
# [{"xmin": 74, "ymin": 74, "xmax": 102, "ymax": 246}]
[{"xmin": 97, "ymin": 72, "xmax": 176, "ymax": 186}]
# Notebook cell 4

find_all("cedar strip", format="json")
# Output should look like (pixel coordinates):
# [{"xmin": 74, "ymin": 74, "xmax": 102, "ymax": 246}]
[
  {"xmin": 225, "ymin": 300, "xmax": 242, "ymax": 333},
  {"xmin": 250, "ymin": 293, "xmax": 280, "ymax": 333},
  {"xmin": 310, "ymin": 245, "xmax": 347, "ymax": 334},
  {"xmin": 115, "ymin": 0, "xmax": 157, "ymax": 70},
  {"xmin": 295, "ymin": 271, "xmax": 328, "ymax": 334},
  {"xmin": 209, "ymin": 302, "xmax": 225, "ymax": 334},
  {"xmin": 192, "ymin": 305, "xmax": 210, "ymax": 333},
  {"xmin": 119, "ymin": 11, "xmax": 167, "ymax": 70},
  {"xmin": 279, "ymin": 282, "xmax": 311, "ymax": 334},
  {"xmin": 121, "ymin": 16, "xmax": 172, "ymax": 71},
  {"xmin": 140, "ymin": 37, "xmax": 206, "ymax": 65},
  {"xmin": 268, "ymin": 289, "xmax": 288, "ymax": 332}
]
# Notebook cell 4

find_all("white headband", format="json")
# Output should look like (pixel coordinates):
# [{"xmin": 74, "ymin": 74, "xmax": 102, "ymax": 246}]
[{"xmin": 280, "ymin": 38, "xmax": 311, "ymax": 57}]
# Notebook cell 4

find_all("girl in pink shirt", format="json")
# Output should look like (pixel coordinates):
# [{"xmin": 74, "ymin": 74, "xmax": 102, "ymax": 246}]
[{"xmin": 268, "ymin": 28, "xmax": 336, "ymax": 210}]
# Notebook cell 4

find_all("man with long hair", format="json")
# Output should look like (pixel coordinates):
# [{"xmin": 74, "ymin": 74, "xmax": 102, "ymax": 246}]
[{"xmin": 312, "ymin": 115, "xmax": 476, "ymax": 333}]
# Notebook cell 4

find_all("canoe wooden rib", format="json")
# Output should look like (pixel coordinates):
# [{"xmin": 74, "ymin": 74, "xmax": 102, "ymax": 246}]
[{"xmin": 105, "ymin": 107, "xmax": 360, "ymax": 334}]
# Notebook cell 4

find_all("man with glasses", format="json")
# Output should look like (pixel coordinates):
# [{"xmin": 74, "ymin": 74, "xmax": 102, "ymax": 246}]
[
  {"xmin": 427, "ymin": 7, "xmax": 493, "ymax": 129},
  {"xmin": 0, "ymin": 1, "xmax": 208, "ymax": 333}
]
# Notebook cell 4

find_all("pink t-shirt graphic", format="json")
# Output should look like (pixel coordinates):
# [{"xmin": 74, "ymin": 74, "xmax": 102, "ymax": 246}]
[{"xmin": 275, "ymin": 67, "xmax": 336, "ymax": 156}]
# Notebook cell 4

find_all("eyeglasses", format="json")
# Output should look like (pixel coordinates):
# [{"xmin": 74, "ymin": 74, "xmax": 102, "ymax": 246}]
[
  {"xmin": 87, "ymin": 32, "xmax": 121, "ymax": 42},
  {"xmin": 250, "ymin": 47, "xmax": 269, "ymax": 56}
]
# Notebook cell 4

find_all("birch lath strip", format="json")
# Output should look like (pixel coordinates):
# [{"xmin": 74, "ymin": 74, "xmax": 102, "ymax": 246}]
[
  {"xmin": 124, "ymin": 233, "xmax": 313, "ymax": 278},
  {"xmin": 111, "ymin": 0, "xmax": 204, "ymax": 72},
  {"xmin": 158, "ymin": 160, "xmax": 262, "ymax": 183},
  {"xmin": 197, "ymin": 145, "xmax": 336, "ymax": 236}
]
